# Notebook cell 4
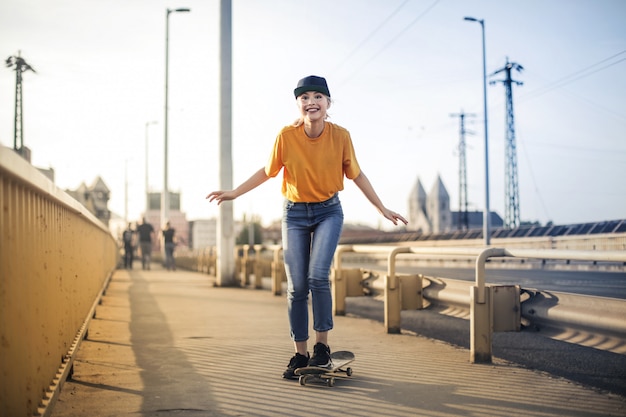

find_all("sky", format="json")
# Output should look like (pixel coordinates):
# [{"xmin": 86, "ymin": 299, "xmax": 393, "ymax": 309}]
[{"xmin": 1, "ymin": 0, "xmax": 625, "ymax": 230}]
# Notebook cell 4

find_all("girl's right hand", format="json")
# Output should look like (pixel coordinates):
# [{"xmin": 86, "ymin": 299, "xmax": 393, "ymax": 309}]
[{"xmin": 206, "ymin": 191, "xmax": 235, "ymax": 205}]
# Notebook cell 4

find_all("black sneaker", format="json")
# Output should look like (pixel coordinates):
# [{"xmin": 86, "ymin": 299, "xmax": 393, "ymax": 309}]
[
  {"xmin": 309, "ymin": 342, "xmax": 331, "ymax": 368},
  {"xmin": 282, "ymin": 352, "xmax": 309, "ymax": 379}
]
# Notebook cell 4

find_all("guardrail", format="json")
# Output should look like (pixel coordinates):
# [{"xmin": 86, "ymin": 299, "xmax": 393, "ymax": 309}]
[
  {"xmin": 332, "ymin": 245, "xmax": 626, "ymax": 363},
  {"xmin": 0, "ymin": 147, "xmax": 118, "ymax": 417}
]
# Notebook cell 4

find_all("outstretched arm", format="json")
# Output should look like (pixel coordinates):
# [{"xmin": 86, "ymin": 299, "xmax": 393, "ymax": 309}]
[
  {"xmin": 353, "ymin": 171, "xmax": 408, "ymax": 226},
  {"xmin": 206, "ymin": 167, "xmax": 270, "ymax": 205}
]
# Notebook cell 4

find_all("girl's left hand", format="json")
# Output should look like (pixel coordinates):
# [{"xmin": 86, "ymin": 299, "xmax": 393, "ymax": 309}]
[{"xmin": 382, "ymin": 209, "xmax": 408, "ymax": 226}]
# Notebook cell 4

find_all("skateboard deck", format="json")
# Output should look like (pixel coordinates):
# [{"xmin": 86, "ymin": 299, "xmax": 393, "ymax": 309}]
[{"xmin": 294, "ymin": 351, "xmax": 355, "ymax": 387}]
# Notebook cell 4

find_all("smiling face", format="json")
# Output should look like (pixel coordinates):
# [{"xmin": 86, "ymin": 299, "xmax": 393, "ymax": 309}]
[{"xmin": 296, "ymin": 91, "xmax": 331, "ymax": 123}]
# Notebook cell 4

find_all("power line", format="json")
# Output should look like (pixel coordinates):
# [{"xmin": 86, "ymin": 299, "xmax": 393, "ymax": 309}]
[
  {"xmin": 523, "ymin": 140, "xmax": 626, "ymax": 154},
  {"xmin": 518, "ymin": 139, "xmax": 552, "ymax": 221},
  {"xmin": 519, "ymin": 50, "xmax": 626, "ymax": 101},
  {"xmin": 330, "ymin": 0, "xmax": 413, "ymax": 76},
  {"xmin": 336, "ymin": 0, "xmax": 442, "ymax": 87}
]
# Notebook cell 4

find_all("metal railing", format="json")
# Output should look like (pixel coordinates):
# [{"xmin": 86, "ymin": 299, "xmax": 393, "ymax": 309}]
[
  {"xmin": 332, "ymin": 245, "xmax": 626, "ymax": 363},
  {"xmin": 0, "ymin": 147, "xmax": 118, "ymax": 417}
]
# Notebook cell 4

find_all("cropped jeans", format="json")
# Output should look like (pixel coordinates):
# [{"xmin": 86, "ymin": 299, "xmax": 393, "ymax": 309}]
[{"xmin": 282, "ymin": 194, "xmax": 344, "ymax": 342}]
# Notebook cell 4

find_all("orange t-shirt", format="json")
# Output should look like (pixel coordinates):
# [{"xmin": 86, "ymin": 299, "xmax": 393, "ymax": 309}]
[{"xmin": 265, "ymin": 122, "xmax": 361, "ymax": 202}]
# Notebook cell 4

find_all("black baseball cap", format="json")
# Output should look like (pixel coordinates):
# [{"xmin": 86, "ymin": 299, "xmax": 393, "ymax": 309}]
[{"xmin": 294, "ymin": 75, "xmax": 331, "ymax": 98}]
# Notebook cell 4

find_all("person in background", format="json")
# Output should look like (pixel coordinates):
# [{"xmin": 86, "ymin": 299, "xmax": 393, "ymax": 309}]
[
  {"xmin": 206, "ymin": 75, "xmax": 407, "ymax": 379},
  {"xmin": 162, "ymin": 221, "xmax": 176, "ymax": 271},
  {"xmin": 136, "ymin": 217, "xmax": 155, "ymax": 270},
  {"xmin": 122, "ymin": 223, "xmax": 135, "ymax": 269}
]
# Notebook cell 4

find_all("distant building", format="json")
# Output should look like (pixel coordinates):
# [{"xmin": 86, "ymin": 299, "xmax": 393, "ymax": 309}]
[
  {"xmin": 408, "ymin": 175, "xmax": 502, "ymax": 233},
  {"xmin": 109, "ymin": 212, "xmax": 127, "ymax": 243},
  {"xmin": 451, "ymin": 211, "xmax": 503, "ymax": 231},
  {"xmin": 408, "ymin": 178, "xmax": 430, "ymax": 232},
  {"xmin": 189, "ymin": 218, "xmax": 252, "ymax": 249},
  {"xmin": 66, "ymin": 176, "xmax": 111, "ymax": 226},
  {"xmin": 427, "ymin": 175, "xmax": 452, "ymax": 233},
  {"xmin": 189, "ymin": 219, "xmax": 217, "ymax": 250}
]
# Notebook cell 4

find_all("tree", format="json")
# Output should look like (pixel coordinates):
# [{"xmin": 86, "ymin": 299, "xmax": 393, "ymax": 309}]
[{"xmin": 236, "ymin": 222, "xmax": 263, "ymax": 245}]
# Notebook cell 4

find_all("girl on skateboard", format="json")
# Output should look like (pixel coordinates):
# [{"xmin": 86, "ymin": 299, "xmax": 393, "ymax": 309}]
[{"xmin": 206, "ymin": 75, "xmax": 407, "ymax": 378}]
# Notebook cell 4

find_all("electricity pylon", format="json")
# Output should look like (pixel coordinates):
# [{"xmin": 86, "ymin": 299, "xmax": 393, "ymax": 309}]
[
  {"xmin": 491, "ymin": 58, "xmax": 523, "ymax": 229},
  {"xmin": 5, "ymin": 51, "xmax": 36, "ymax": 156},
  {"xmin": 450, "ymin": 111, "xmax": 475, "ymax": 230}
]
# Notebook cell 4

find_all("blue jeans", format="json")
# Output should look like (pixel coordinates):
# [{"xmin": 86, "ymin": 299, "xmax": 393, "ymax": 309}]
[{"xmin": 282, "ymin": 194, "xmax": 344, "ymax": 342}]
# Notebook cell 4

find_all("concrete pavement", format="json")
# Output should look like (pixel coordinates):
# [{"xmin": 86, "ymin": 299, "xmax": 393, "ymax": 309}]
[{"xmin": 51, "ymin": 266, "xmax": 626, "ymax": 417}]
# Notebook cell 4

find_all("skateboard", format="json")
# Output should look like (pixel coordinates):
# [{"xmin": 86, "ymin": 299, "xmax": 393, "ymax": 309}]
[{"xmin": 294, "ymin": 351, "xmax": 355, "ymax": 387}]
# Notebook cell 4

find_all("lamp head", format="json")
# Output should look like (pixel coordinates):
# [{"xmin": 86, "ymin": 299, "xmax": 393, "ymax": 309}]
[
  {"xmin": 168, "ymin": 7, "xmax": 191, "ymax": 14},
  {"xmin": 464, "ymin": 16, "xmax": 484, "ymax": 25}
]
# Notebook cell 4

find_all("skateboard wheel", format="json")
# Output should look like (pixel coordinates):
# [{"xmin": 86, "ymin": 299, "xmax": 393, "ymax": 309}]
[
  {"xmin": 346, "ymin": 367, "xmax": 353, "ymax": 377},
  {"xmin": 299, "ymin": 375, "xmax": 306, "ymax": 386},
  {"xmin": 327, "ymin": 377, "xmax": 335, "ymax": 387}
]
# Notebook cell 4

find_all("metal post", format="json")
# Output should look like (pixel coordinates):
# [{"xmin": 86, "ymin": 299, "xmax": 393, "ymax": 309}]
[
  {"xmin": 124, "ymin": 160, "xmax": 128, "ymax": 223},
  {"xmin": 163, "ymin": 7, "xmax": 190, "ymax": 232},
  {"xmin": 163, "ymin": 10, "xmax": 170, "ymax": 232},
  {"xmin": 145, "ymin": 121, "xmax": 157, "ymax": 213},
  {"xmin": 471, "ymin": 247, "xmax": 505, "ymax": 363},
  {"xmin": 217, "ymin": 0, "xmax": 236, "ymax": 286},
  {"xmin": 384, "ymin": 247, "xmax": 411, "ymax": 334},
  {"xmin": 464, "ymin": 17, "xmax": 491, "ymax": 245}
]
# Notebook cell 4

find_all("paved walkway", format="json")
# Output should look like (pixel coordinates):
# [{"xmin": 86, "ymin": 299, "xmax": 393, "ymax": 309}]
[{"xmin": 51, "ymin": 266, "xmax": 626, "ymax": 417}]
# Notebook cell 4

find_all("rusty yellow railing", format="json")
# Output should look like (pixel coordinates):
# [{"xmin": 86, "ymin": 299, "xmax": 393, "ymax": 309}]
[{"xmin": 0, "ymin": 147, "xmax": 118, "ymax": 417}]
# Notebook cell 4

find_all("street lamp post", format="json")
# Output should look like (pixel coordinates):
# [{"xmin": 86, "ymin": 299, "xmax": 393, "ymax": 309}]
[
  {"xmin": 464, "ymin": 16, "xmax": 491, "ymax": 246},
  {"xmin": 163, "ymin": 7, "xmax": 190, "ymax": 231},
  {"xmin": 145, "ymin": 120, "xmax": 158, "ymax": 214}
]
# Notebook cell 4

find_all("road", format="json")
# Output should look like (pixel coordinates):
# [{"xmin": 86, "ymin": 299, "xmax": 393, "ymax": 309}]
[{"xmin": 361, "ymin": 265, "xmax": 626, "ymax": 299}]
